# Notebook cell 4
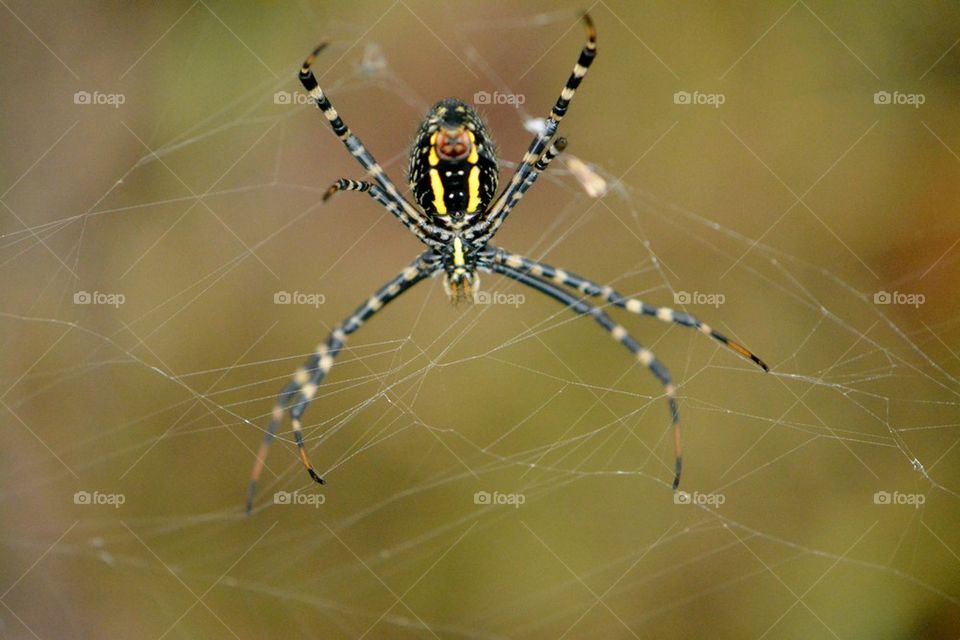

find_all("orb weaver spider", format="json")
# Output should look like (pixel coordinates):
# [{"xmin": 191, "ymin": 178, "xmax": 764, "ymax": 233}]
[{"xmin": 246, "ymin": 13, "xmax": 769, "ymax": 514}]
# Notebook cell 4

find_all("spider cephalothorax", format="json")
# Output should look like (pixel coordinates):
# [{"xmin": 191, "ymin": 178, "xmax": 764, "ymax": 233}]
[
  {"xmin": 440, "ymin": 235, "xmax": 480, "ymax": 303},
  {"xmin": 246, "ymin": 13, "xmax": 770, "ymax": 515},
  {"xmin": 408, "ymin": 98, "xmax": 499, "ymax": 219}
]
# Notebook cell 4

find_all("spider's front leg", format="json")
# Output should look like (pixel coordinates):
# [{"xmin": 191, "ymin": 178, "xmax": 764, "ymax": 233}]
[
  {"xmin": 299, "ymin": 43, "xmax": 427, "ymax": 231},
  {"xmin": 478, "ymin": 12, "xmax": 596, "ymax": 236},
  {"xmin": 488, "ymin": 262, "xmax": 685, "ymax": 489},
  {"xmin": 471, "ymin": 137, "xmax": 568, "ymax": 243},
  {"xmin": 246, "ymin": 253, "xmax": 438, "ymax": 514}
]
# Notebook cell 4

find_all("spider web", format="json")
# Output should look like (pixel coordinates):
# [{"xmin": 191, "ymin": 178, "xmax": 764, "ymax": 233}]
[{"xmin": 2, "ymin": 1, "xmax": 959, "ymax": 638}]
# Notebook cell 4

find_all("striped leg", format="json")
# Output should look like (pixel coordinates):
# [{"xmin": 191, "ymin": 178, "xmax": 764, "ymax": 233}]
[
  {"xmin": 322, "ymin": 179, "xmax": 438, "ymax": 245},
  {"xmin": 492, "ymin": 249, "xmax": 769, "ymax": 372},
  {"xmin": 474, "ymin": 137, "xmax": 568, "ymax": 242},
  {"xmin": 491, "ymin": 263, "xmax": 684, "ymax": 489},
  {"xmin": 322, "ymin": 178, "xmax": 373, "ymax": 202},
  {"xmin": 246, "ymin": 254, "xmax": 438, "ymax": 514},
  {"xmin": 534, "ymin": 137, "xmax": 568, "ymax": 173},
  {"xmin": 299, "ymin": 44, "xmax": 426, "ymax": 229},
  {"xmin": 478, "ymin": 13, "xmax": 596, "ymax": 236}
]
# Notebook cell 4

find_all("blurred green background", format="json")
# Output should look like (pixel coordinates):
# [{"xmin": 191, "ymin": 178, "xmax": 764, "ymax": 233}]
[{"xmin": 2, "ymin": 1, "xmax": 959, "ymax": 638}]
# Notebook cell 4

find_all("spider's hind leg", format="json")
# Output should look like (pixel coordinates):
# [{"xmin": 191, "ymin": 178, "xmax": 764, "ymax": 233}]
[
  {"xmin": 246, "ymin": 357, "xmax": 326, "ymax": 515},
  {"xmin": 246, "ymin": 254, "xmax": 437, "ymax": 514},
  {"xmin": 492, "ymin": 250, "xmax": 769, "ymax": 372},
  {"xmin": 491, "ymin": 263, "xmax": 684, "ymax": 489}
]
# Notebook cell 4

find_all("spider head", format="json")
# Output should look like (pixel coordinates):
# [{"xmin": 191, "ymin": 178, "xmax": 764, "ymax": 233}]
[{"xmin": 408, "ymin": 99, "xmax": 499, "ymax": 219}]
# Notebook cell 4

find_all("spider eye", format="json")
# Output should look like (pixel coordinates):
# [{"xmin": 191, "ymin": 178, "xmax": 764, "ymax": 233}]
[{"xmin": 436, "ymin": 128, "xmax": 471, "ymax": 161}]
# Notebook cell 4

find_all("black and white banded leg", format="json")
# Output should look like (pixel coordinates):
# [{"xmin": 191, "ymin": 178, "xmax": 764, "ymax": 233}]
[
  {"xmin": 490, "ymin": 262, "xmax": 684, "ymax": 488},
  {"xmin": 492, "ymin": 249, "xmax": 769, "ymax": 371},
  {"xmin": 534, "ymin": 138, "xmax": 568, "ymax": 173},
  {"xmin": 479, "ymin": 13, "xmax": 596, "ymax": 235},
  {"xmin": 322, "ymin": 178, "xmax": 441, "ymax": 246},
  {"xmin": 474, "ymin": 138, "xmax": 569, "ymax": 243},
  {"xmin": 299, "ymin": 44, "xmax": 427, "ymax": 229},
  {"xmin": 247, "ymin": 253, "xmax": 438, "ymax": 514}
]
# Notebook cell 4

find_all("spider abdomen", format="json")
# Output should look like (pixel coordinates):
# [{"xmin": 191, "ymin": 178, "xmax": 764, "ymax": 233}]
[{"xmin": 408, "ymin": 98, "xmax": 499, "ymax": 217}]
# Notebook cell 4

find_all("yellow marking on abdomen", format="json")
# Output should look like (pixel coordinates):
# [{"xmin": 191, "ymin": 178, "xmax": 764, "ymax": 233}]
[
  {"xmin": 467, "ymin": 131, "xmax": 478, "ymax": 164},
  {"xmin": 467, "ymin": 165, "xmax": 480, "ymax": 212},
  {"xmin": 430, "ymin": 168, "xmax": 447, "ymax": 214},
  {"xmin": 428, "ymin": 132, "xmax": 439, "ymax": 167}
]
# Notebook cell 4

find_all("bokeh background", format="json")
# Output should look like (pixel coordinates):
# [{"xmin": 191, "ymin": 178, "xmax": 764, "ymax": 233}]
[{"xmin": 2, "ymin": 1, "xmax": 959, "ymax": 638}]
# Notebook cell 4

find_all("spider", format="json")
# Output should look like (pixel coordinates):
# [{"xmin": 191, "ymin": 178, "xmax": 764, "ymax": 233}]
[{"xmin": 246, "ymin": 13, "xmax": 769, "ymax": 514}]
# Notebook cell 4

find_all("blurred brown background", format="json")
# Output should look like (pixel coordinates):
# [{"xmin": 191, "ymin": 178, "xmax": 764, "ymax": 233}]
[{"xmin": 2, "ymin": 1, "xmax": 959, "ymax": 638}]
